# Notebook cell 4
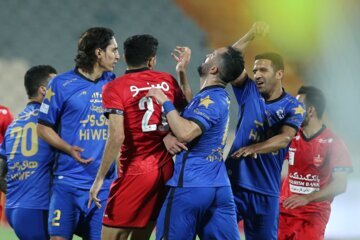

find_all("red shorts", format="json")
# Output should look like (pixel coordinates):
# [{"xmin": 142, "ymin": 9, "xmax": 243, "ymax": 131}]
[
  {"xmin": 278, "ymin": 206, "xmax": 330, "ymax": 240},
  {"xmin": 103, "ymin": 160, "xmax": 173, "ymax": 228}
]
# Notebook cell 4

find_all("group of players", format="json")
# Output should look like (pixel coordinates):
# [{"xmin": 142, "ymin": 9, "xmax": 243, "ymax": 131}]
[{"xmin": 0, "ymin": 22, "xmax": 353, "ymax": 240}]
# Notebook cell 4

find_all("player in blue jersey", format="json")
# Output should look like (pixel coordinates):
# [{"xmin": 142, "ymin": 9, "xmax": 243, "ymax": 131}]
[
  {"xmin": 226, "ymin": 23, "xmax": 306, "ymax": 239},
  {"xmin": 0, "ymin": 65, "xmax": 57, "ymax": 240},
  {"xmin": 37, "ymin": 27, "xmax": 120, "ymax": 240},
  {"xmin": 147, "ymin": 45, "xmax": 245, "ymax": 240}
]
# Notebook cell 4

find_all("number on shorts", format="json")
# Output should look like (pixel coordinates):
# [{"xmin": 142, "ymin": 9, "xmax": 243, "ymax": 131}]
[{"xmin": 52, "ymin": 210, "xmax": 61, "ymax": 226}]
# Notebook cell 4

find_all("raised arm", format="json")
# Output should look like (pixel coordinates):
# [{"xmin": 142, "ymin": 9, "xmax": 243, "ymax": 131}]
[
  {"xmin": 231, "ymin": 22, "xmax": 269, "ymax": 87},
  {"xmin": 172, "ymin": 46, "xmax": 193, "ymax": 102}
]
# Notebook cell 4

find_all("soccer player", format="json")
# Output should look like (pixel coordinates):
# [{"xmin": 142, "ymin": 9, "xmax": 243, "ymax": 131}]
[
  {"xmin": 226, "ymin": 23, "xmax": 306, "ymax": 239},
  {"xmin": 147, "ymin": 45, "xmax": 245, "ymax": 240},
  {"xmin": 278, "ymin": 86, "xmax": 353, "ymax": 240},
  {"xmin": 0, "ymin": 65, "xmax": 57, "ymax": 240},
  {"xmin": 37, "ymin": 27, "xmax": 119, "ymax": 240},
  {"xmin": 88, "ymin": 35, "xmax": 188, "ymax": 240},
  {"xmin": 0, "ymin": 104, "xmax": 13, "ymax": 222}
]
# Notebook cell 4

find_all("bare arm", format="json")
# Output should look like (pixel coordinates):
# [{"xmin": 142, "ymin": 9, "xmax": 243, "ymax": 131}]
[
  {"xmin": 232, "ymin": 125, "xmax": 296, "ymax": 159},
  {"xmin": 283, "ymin": 171, "xmax": 349, "ymax": 209},
  {"xmin": 173, "ymin": 46, "xmax": 193, "ymax": 102},
  {"xmin": 37, "ymin": 123, "xmax": 92, "ymax": 164},
  {"xmin": 89, "ymin": 114, "xmax": 124, "ymax": 208},
  {"xmin": 0, "ymin": 157, "xmax": 7, "ymax": 193},
  {"xmin": 231, "ymin": 22, "xmax": 269, "ymax": 87},
  {"xmin": 147, "ymin": 88, "xmax": 202, "ymax": 143}
]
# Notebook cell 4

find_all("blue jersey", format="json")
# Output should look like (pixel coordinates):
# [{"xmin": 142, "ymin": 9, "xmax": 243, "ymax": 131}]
[
  {"xmin": 226, "ymin": 78, "xmax": 305, "ymax": 196},
  {"xmin": 38, "ymin": 69, "xmax": 116, "ymax": 189},
  {"xmin": 167, "ymin": 86, "xmax": 231, "ymax": 187},
  {"xmin": 0, "ymin": 102, "xmax": 54, "ymax": 209}
]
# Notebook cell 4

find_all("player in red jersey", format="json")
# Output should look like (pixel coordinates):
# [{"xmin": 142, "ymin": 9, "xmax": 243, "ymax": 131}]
[
  {"xmin": 0, "ymin": 104, "xmax": 13, "ymax": 223},
  {"xmin": 88, "ymin": 34, "xmax": 189, "ymax": 240},
  {"xmin": 278, "ymin": 86, "xmax": 353, "ymax": 240}
]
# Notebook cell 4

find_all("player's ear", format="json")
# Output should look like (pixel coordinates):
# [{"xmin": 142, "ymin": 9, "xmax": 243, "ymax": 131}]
[
  {"xmin": 209, "ymin": 65, "xmax": 218, "ymax": 75},
  {"xmin": 148, "ymin": 56, "xmax": 156, "ymax": 69},
  {"xmin": 95, "ymin": 48, "xmax": 102, "ymax": 59},
  {"xmin": 276, "ymin": 69, "xmax": 284, "ymax": 80},
  {"xmin": 308, "ymin": 106, "xmax": 316, "ymax": 118}
]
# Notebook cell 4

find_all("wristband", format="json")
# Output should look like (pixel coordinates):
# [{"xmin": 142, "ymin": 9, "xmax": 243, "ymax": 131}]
[{"xmin": 163, "ymin": 101, "xmax": 176, "ymax": 115}]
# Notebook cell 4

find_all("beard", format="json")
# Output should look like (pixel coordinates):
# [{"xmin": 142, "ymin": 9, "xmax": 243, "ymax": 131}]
[{"xmin": 197, "ymin": 64, "xmax": 205, "ymax": 77}]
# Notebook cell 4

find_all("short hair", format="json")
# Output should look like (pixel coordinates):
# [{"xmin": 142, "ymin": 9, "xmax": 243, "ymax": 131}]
[
  {"xmin": 24, "ymin": 65, "xmax": 57, "ymax": 98},
  {"xmin": 217, "ymin": 46, "xmax": 245, "ymax": 83},
  {"xmin": 298, "ymin": 86, "xmax": 326, "ymax": 118},
  {"xmin": 75, "ymin": 27, "xmax": 115, "ymax": 73},
  {"xmin": 255, "ymin": 52, "xmax": 284, "ymax": 71},
  {"xmin": 123, "ymin": 34, "xmax": 158, "ymax": 67}
]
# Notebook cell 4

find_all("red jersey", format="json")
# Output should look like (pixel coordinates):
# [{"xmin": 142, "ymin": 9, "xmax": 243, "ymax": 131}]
[
  {"xmin": 280, "ymin": 126, "xmax": 352, "ymax": 211},
  {"xmin": 102, "ymin": 68, "xmax": 187, "ymax": 175},
  {"xmin": 0, "ymin": 105, "xmax": 13, "ymax": 143}
]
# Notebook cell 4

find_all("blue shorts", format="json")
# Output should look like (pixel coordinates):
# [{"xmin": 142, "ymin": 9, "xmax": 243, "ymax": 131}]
[
  {"xmin": 156, "ymin": 186, "xmax": 240, "ymax": 240},
  {"xmin": 232, "ymin": 185, "xmax": 279, "ymax": 240},
  {"xmin": 48, "ymin": 183, "xmax": 109, "ymax": 240},
  {"xmin": 6, "ymin": 208, "xmax": 49, "ymax": 240}
]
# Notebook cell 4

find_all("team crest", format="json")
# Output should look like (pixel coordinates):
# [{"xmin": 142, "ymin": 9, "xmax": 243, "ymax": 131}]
[{"xmin": 313, "ymin": 154, "xmax": 324, "ymax": 167}]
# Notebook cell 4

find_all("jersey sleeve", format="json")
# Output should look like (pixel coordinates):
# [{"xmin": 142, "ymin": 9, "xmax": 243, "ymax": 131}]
[
  {"xmin": 38, "ymin": 78, "xmax": 64, "ymax": 127},
  {"xmin": 284, "ymin": 102, "xmax": 305, "ymax": 132},
  {"xmin": 329, "ymin": 137, "xmax": 353, "ymax": 173},
  {"xmin": 186, "ymin": 94, "xmax": 223, "ymax": 133},
  {"xmin": 102, "ymin": 81, "xmax": 124, "ymax": 118},
  {"xmin": 232, "ymin": 76, "xmax": 253, "ymax": 105}
]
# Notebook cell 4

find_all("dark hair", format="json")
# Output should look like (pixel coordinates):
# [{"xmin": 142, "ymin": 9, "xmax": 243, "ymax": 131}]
[
  {"xmin": 24, "ymin": 65, "xmax": 57, "ymax": 98},
  {"xmin": 298, "ymin": 86, "xmax": 326, "ymax": 118},
  {"xmin": 255, "ymin": 52, "xmax": 284, "ymax": 71},
  {"xmin": 75, "ymin": 27, "xmax": 115, "ymax": 73},
  {"xmin": 217, "ymin": 46, "xmax": 244, "ymax": 83},
  {"xmin": 123, "ymin": 34, "xmax": 158, "ymax": 67}
]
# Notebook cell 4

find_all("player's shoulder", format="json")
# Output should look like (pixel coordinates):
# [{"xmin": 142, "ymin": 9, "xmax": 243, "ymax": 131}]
[
  {"xmin": 199, "ymin": 86, "xmax": 229, "ymax": 106},
  {"xmin": 49, "ymin": 69, "xmax": 78, "ymax": 88}
]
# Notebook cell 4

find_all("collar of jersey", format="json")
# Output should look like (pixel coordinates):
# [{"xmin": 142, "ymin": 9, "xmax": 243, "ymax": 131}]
[
  {"xmin": 74, "ymin": 68, "xmax": 103, "ymax": 83},
  {"xmin": 27, "ymin": 101, "xmax": 41, "ymax": 106},
  {"xmin": 125, "ymin": 67, "xmax": 149, "ymax": 74},
  {"xmin": 300, "ymin": 124, "xmax": 327, "ymax": 142},
  {"xmin": 265, "ymin": 88, "xmax": 287, "ymax": 104},
  {"xmin": 199, "ymin": 85, "xmax": 225, "ymax": 93}
]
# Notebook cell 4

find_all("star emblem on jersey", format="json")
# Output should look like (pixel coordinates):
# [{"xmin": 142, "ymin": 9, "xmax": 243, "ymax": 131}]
[
  {"xmin": 199, "ymin": 95, "xmax": 214, "ymax": 108},
  {"xmin": 293, "ymin": 105, "xmax": 305, "ymax": 116},
  {"xmin": 44, "ymin": 87, "xmax": 55, "ymax": 102}
]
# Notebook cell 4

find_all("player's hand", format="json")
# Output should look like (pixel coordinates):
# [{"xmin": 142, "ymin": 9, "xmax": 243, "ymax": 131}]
[
  {"xmin": 163, "ymin": 133, "xmax": 188, "ymax": 155},
  {"xmin": 231, "ymin": 146, "xmax": 258, "ymax": 159},
  {"xmin": 69, "ymin": 145, "xmax": 93, "ymax": 164},
  {"xmin": 249, "ymin": 22, "xmax": 269, "ymax": 39},
  {"xmin": 282, "ymin": 194, "xmax": 311, "ymax": 209},
  {"xmin": 172, "ymin": 46, "xmax": 191, "ymax": 72},
  {"xmin": 88, "ymin": 178, "xmax": 104, "ymax": 209},
  {"xmin": 146, "ymin": 88, "xmax": 169, "ymax": 105}
]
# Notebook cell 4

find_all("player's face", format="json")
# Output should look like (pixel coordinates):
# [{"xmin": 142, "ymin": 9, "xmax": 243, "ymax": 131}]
[
  {"xmin": 253, "ymin": 59, "xmax": 281, "ymax": 96},
  {"xmin": 98, "ymin": 37, "xmax": 120, "ymax": 72},
  {"xmin": 197, "ymin": 48, "xmax": 226, "ymax": 77}
]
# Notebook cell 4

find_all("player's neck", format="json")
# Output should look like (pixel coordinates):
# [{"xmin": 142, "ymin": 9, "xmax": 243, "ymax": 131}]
[
  {"xmin": 264, "ymin": 85, "xmax": 283, "ymax": 101},
  {"xmin": 200, "ymin": 77, "xmax": 226, "ymax": 90},
  {"xmin": 78, "ymin": 67, "xmax": 103, "ymax": 81},
  {"xmin": 302, "ymin": 119, "xmax": 323, "ymax": 138}
]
